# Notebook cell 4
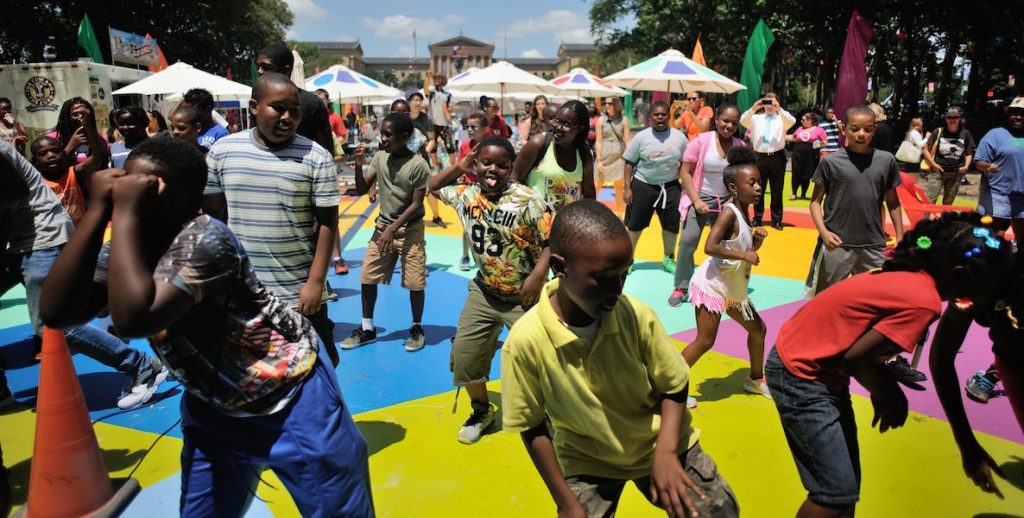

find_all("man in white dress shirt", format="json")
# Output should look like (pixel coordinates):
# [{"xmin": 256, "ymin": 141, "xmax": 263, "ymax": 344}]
[{"xmin": 740, "ymin": 92, "xmax": 795, "ymax": 229}]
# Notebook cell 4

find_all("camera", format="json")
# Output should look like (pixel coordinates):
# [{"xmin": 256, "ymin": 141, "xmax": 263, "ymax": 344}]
[{"xmin": 760, "ymin": 99, "xmax": 772, "ymax": 106}]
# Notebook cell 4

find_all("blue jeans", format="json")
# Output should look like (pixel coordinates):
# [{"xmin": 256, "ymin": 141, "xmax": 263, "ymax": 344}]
[
  {"xmin": 16, "ymin": 246, "xmax": 146, "ymax": 376},
  {"xmin": 765, "ymin": 348, "xmax": 860, "ymax": 507},
  {"xmin": 179, "ymin": 353, "xmax": 374, "ymax": 517}
]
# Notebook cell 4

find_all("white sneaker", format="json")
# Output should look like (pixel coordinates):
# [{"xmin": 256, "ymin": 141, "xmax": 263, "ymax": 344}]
[
  {"xmin": 117, "ymin": 359, "xmax": 168, "ymax": 410},
  {"xmin": 686, "ymin": 396, "xmax": 697, "ymax": 409},
  {"xmin": 457, "ymin": 402, "xmax": 496, "ymax": 444},
  {"xmin": 744, "ymin": 377, "xmax": 773, "ymax": 400}
]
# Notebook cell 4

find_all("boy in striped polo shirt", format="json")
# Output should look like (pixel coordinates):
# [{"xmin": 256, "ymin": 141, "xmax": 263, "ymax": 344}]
[{"xmin": 203, "ymin": 73, "xmax": 341, "ymax": 365}]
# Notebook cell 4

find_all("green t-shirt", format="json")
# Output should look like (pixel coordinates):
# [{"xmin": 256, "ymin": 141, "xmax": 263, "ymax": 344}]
[{"xmin": 369, "ymin": 150, "xmax": 431, "ymax": 228}]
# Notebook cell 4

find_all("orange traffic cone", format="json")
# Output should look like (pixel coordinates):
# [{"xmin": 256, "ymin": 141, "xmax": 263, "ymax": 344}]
[{"xmin": 13, "ymin": 327, "xmax": 139, "ymax": 517}]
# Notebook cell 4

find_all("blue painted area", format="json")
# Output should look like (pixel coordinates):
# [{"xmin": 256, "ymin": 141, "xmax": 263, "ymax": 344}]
[{"xmin": 122, "ymin": 474, "xmax": 276, "ymax": 518}]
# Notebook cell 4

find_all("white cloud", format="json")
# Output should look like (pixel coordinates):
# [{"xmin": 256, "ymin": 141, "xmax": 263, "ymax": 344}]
[
  {"xmin": 282, "ymin": 0, "xmax": 328, "ymax": 21},
  {"xmin": 506, "ymin": 10, "xmax": 594, "ymax": 44},
  {"xmin": 521, "ymin": 49, "xmax": 544, "ymax": 58},
  {"xmin": 361, "ymin": 14, "xmax": 464, "ymax": 39}
]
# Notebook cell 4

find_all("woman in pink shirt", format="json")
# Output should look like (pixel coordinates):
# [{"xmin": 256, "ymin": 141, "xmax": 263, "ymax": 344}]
[
  {"xmin": 787, "ymin": 112, "xmax": 828, "ymax": 200},
  {"xmin": 669, "ymin": 103, "xmax": 747, "ymax": 307}
]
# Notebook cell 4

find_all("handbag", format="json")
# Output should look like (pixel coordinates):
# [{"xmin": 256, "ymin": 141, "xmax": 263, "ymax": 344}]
[
  {"xmin": 895, "ymin": 139, "xmax": 921, "ymax": 163},
  {"xmin": 920, "ymin": 128, "xmax": 941, "ymax": 171}
]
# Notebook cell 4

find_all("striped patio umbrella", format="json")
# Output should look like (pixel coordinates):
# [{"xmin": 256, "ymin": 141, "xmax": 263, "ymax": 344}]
[
  {"xmin": 306, "ymin": 64, "xmax": 402, "ymax": 102},
  {"xmin": 602, "ymin": 49, "xmax": 745, "ymax": 94},
  {"xmin": 550, "ymin": 68, "xmax": 628, "ymax": 98}
]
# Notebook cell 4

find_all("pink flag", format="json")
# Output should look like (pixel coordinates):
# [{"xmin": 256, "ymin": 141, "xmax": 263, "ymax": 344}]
[{"xmin": 833, "ymin": 10, "xmax": 873, "ymax": 119}]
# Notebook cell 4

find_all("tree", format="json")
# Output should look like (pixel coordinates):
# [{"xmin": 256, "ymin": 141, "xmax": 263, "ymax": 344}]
[
  {"xmin": 0, "ymin": 0, "xmax": 293, "ymax": 85},
  {"xmin": 398, "ymin": 73, "xmax": 423, "ymax": 92},
  {"xmin": 288, "ymin": 41, "xmax": 343, "ymax": 77},
  {"xmin": 365, "ymin": 69, "xmax": 399, "ymax": 88},
  {"xmin": 589, "ymin": 0, "xmax": 1023, "ymax": 118}
]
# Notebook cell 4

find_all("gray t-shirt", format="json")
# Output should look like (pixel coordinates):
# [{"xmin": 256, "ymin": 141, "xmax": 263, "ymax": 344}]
[
  {"xmin": 622, "ymin": 127, "xmax": 688, "ymax": 185},
  {"xmin": 369, "ymin": 150, "xmax": 431, "ymax": 228},
  {"xmin": 1, "ymin": 142, "xmax": 73, "ymax": 254},
  {"xmin": 812, "ymin": 148, "xmax": 901, "ymax": 248}
]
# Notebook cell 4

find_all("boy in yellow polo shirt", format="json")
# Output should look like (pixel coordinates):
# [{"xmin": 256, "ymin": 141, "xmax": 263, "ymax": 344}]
[{"xmin": 501, "ymin": 200, "xmax": 738, "ymax": 518}]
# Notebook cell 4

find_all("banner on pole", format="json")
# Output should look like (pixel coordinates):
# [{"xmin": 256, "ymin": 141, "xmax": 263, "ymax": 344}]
[{"xmin": 108, "ymin": 27, "xmax": 159, "ymax": 66}]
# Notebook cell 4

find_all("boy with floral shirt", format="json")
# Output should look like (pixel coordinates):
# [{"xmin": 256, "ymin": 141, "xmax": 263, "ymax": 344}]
[{"xmin": 429, "ymin": 136, "xmax": 552, "ymax": 444}]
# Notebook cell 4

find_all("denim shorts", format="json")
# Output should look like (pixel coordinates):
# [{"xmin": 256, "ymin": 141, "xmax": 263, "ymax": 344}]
[
  {"xmin": 977, "ymin": 180, "xmax": 1024, "ymax": 219},
  {"xmin": 765, "ymin": 348, "xmax": 860, "ymax": 506}
]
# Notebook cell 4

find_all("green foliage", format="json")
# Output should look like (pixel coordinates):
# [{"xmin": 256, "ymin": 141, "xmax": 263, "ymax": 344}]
[
  {"xmin": 589, "ymin": 0, "xmax": 1024, "ymax": 114},
  {"xmin": 288, "ymin": 41, "xmax": 343, "ymax": 77},
  {"xmin": 366, "ymin": 69, "xmax": 400, "ymax": 88},
  {"xmin": 398, "ymin": 73, "xmax": 423, "ymax": 91},
  {"xmin": 0, "ymin": 0, "xmax": 294, "ymax": 85}
]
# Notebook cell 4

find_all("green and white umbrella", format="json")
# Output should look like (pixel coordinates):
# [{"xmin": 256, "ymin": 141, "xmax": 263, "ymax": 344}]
[{"xmin": 603, "ymin": 49, "xmax": 745, "ymax": 94}]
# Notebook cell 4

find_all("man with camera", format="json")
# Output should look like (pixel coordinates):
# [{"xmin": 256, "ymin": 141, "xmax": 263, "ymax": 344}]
[{"xmin": 741, "ymin": 92, "xmax": 796, "ymax": 229}]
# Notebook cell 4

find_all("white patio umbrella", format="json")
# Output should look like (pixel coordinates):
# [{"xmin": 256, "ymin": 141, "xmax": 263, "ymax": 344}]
[
  {"xmin": 550, "ymin": 68, "xmax": 628, "ymax": 98},
  {"xmin": 305, "ymin": 64, "xmax": 402, "ymax": 102},
  {"xmin": 112, "ymin": 62, "xmax": 251, "ymax": 99},
  {"xmin": 447, "ymin": 60, "xmax": 560, "ymax": 109},
  {"xmin": 603, "ymin": 49, "xmax": 745, "ymax": 94}
]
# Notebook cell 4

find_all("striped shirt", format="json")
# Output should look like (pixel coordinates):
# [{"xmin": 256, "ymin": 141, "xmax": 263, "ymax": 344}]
[
  {"xmin": 819, "ymin": 121, "xmax": 842, "ymax": 154},
  {"xmin": 205, "ymin": 130, "xmax": 339, "ymax": 305}
]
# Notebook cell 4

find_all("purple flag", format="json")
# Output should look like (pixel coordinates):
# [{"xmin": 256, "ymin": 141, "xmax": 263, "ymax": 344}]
[{"xmin": 833, "ymin": 10, "xmax": 873, "ymax": 119}]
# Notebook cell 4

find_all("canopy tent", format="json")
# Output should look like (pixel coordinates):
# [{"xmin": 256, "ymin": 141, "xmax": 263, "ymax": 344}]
[
  {"xmin": 305, "ymin": 64, "xmax": 402, "ymax": 102},
  {"xmin": 602, "ymin": 49, "xmax": 745, "ymax": 94},
  {"xmin": 112, "ymin": 62, "xmax": 251, "ymax": 99},
  {"xmin": 550, "ymin": 68, "xmax": 628, "ymax": 98}
]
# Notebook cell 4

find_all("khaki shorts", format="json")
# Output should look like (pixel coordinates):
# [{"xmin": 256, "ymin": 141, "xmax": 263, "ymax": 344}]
[
  {"xmin": 450, "ymin": 280, "xmax": 525, "ymax": 386},
  {"xmin": 360, "ymin": 221, "xmax": 426, "ymax": 290},
  {"xmin": 804, "ymin": 242, "xmax": 885, "ymax": 297}
]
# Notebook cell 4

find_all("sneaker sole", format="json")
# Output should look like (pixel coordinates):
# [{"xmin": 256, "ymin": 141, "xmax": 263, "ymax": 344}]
[
  {"xmin": 404, "ymin": 343, "xmax": 425, "ymax": 352},
  {"xmin": 668, "ymin": 298, "xmax": 684, "ymax": 307},
  {"xmin": 340, "ymin": 338, "xmax": 377, "ymax": 351}
]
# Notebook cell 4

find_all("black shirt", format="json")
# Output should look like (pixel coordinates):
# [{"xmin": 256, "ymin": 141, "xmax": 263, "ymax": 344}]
[{"xmin": 297, "ymin": 89, "xmax": 330, "ymax": 148}]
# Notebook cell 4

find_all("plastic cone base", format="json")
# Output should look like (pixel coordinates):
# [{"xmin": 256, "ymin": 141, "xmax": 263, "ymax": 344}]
[
  {"xmin": 13, "ymin": 478, "xmax": 139, "ymax": 518},
  {"xmin": 17, "ymin": 328, "xmax": 139, "ymax": 517}
]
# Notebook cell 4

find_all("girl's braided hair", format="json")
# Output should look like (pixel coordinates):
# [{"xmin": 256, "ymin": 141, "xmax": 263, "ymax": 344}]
[{"xmin": 883, "ymin": 211, "xmax": 1014, "ymax": 301}]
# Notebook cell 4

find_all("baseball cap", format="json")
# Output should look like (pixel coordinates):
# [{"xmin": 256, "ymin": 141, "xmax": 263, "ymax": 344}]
[
  {"xmin": 1009, "ymin": 97, "xmax": 1024, "ymax": 110},
  {"xmin": 405, "ymin": 89, "xmax": 424, "ymax": 101},
  {"xmin": 944, "ymin": 106, "xmax": 964, "ymax": 117}
]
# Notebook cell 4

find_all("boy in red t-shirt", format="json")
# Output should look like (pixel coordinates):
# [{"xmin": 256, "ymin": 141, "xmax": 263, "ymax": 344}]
[{"xmin": 766, "ymin": 211, "xmax": 1012, "ymax": 516}]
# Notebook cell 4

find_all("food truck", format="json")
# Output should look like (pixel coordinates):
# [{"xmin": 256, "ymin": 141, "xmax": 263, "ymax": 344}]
[{"xmin": 0, "ymin": 59, "xmax": 151, "ymax": 138}]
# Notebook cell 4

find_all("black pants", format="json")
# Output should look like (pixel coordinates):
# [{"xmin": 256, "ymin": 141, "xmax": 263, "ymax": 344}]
[
  {"xmin": 790, "ymin": 143, "xmax": 817, "ymax": 197},
  {"xmin": 755, "ymin": 152, "xmax": 787, "ymax": 224},
  {"xmin": 308, "ymin": 305, "xmax": 338, "ymax": 366}
]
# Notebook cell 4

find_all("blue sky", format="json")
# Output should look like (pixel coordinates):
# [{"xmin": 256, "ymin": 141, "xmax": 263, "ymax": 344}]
[{"xmin": 283, "ymin": 0, "xmax": 622, "ymax": 59}]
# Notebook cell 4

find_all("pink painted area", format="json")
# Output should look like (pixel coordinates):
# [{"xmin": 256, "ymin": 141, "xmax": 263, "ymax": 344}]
[{"xmin": 672, "ymin": 300, "xmax": 1024, "ymax": 444}]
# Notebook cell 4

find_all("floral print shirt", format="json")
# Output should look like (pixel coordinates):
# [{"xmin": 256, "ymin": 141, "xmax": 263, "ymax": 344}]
[{"xmin": 439, "ymin": 182, "xmax": 553, "ymax": 297}]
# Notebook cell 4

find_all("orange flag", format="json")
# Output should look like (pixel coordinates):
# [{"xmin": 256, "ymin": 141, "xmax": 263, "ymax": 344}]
[
  {"xmin": 692, "ymin": 38, "xmax": 707, "ymax": 67},
  {"xmin": 145, "ymin": 33, "xmax": 169, "ymax": 72}
]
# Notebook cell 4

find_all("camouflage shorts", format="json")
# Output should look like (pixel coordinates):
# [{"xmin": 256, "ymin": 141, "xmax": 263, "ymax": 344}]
[{"xmin": 565, "ymin": 442, "xmax": 739, "ymax": 518}]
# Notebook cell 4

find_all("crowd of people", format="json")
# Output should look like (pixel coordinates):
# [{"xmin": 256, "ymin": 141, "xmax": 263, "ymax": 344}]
[{"xmin": 1, "ymin": 36, "xmax": 1023, "ymax": 516}]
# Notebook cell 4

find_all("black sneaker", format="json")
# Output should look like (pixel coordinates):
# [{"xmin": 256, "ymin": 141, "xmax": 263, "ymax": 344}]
[
  {"xmin": 432, "ymin": 217, "xmax": 447, "ymax": 229},
  {"xmin": 341, "ymin": 328, "xmax": 377, "ymax": 350},
  {"xmin": 887, "ymin": 356, "xmax": 927, "ymax": 387},
  {"xmin": 405, "ymin": 324, "xmax": 425, "ymax": 352}
]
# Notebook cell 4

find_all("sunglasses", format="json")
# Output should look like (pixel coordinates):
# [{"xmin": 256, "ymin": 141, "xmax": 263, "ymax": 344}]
[
  {"xmin": 686, "ymin": 97, "xmax": 700, "ymax": 101},
  {"xmin": 465, "ymin": 124, "xmax": 480, "ymax": 129}
]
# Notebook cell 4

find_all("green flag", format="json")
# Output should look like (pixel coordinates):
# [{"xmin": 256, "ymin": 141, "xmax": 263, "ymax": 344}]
[
  {"xmin": 738, "ymin": 19, "xmax": 775, "ymax": 111},
  {"xmin": 250, "ymin": 60, "xmax": 259, "ymax": 85},
  {"xmin": 77, "ymin": 14, "xmax": 103, "ymax": 63}
]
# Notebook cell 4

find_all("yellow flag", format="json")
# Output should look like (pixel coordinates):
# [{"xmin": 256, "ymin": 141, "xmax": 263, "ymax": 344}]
[{"xmin": 692, "ymin": 38, "xmax": 707, "ymax": 67}]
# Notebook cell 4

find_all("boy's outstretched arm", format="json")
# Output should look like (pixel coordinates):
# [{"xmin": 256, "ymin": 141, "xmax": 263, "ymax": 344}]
[
  {"xmin": 106, "ymin": 175, "xmax": 194, "ymax": 337},
  {"xmin": 429, "ymin": 147, "xmax": 475, "ymax": 197},
  {"xmin": 843, "ymin": 329, "xmax": 908, "ymax": 433},
  {"xmin": 39, "ymin": 169, "xmax": 119, "ymax": 327},
  {"xmin": 521, "ymin": 425, "xmax": 587, "ymax": 518},
  {"xmin": 651, "ymin": 389, "xmax": 704, "ymax": 518},
  {"xmin": 929, "ymin": 307, "xmax": 1005, "ymax": 497}
]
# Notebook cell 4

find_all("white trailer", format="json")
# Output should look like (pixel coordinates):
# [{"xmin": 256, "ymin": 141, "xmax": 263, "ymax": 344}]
[{"xmin": 0, "ymin": 59, "xmax": 150, "ymax": 138}]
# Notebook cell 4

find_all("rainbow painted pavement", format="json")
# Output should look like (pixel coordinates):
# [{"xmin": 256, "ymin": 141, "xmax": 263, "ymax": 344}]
[{"xmin": 1, "ymin": 181, "xmax": 1022, "ymax": 516}]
